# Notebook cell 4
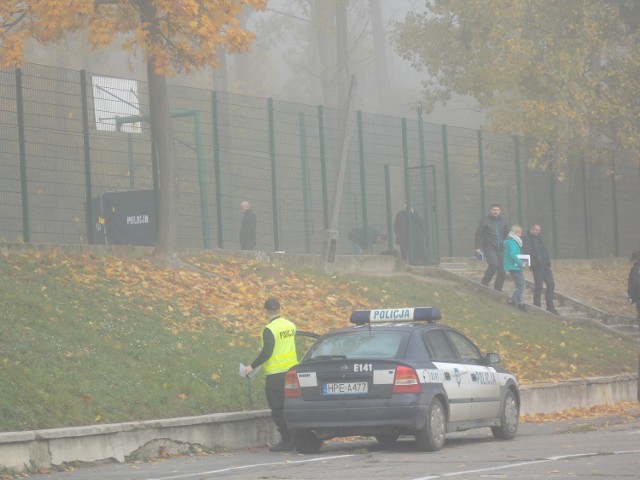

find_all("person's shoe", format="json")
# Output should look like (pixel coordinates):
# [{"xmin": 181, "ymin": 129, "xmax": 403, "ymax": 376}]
[
  {"xmin": 269, "ymin": 439, "xmax": 294, "ymax": 452},
  {"xmin": 546, "ymin": 307, "xmax": 559, "ymax": 315},
  {"xmin": 517, "ymin": 302, "xmax": 526, "ymax": 311}
]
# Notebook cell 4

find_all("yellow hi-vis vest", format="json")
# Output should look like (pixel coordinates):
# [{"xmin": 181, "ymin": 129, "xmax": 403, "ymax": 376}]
[{"xmin": 263, "ymin": 316, "xmax": 297, "ymax": 375}]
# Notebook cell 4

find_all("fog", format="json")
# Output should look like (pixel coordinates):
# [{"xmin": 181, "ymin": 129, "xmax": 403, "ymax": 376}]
[
  {"xmin": 22, "ymin": 0, "xmax": 485, "ymax": 130},
  {"xmin": 246, "ymin": 0, "xmax": 485, "ymax": 128}
]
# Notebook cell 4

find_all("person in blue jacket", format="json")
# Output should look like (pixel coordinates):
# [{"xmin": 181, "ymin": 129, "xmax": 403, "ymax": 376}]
[{"xmin": 503, "ymin": 225, "xmax": 527, "ymax": 311}]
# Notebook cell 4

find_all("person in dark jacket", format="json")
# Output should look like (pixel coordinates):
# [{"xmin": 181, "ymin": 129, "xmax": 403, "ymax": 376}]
[
  {"xmin": 627, "ymin": 250, "xmax": 640, "ymax": 325},
  {"xmin": 394, "ymin": 206, "xmax": 427, "ymax": 265},
  {"xmin": 394, "ymin": 206, "xmax": 410, "ymax": 261},
  {"xmin": 239, "ymin": 200, "xmax": 257, "ymax": 250},
  {"xmin": 523, "ymin": 223, "xmax": 558, "ymax": 314},
  {"xmin": 474, "ymin": 203, "xmax": 511, "ymax": 292}
]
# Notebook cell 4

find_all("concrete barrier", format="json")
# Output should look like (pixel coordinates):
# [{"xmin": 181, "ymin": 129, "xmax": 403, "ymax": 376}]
[
  {"xmin": 0, "ymin": 411, "xmax": 276, "ymax": 473},
  {"xmin": 1, "ymin": 374, "xmax": 637, "ymax": 473},
  {"xmin": 518, "ymin": 373, "xmax": 638, "ymax": 415}
]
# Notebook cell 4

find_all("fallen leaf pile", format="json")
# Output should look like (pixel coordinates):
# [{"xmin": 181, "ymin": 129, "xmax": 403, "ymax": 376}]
[
  {"xmin": 521, "ymin": 401, "xmax": 639, "ymax": 423},
  {"xmin": 25, "ymin": 249, "xmax": 371, "ymax": 337}
]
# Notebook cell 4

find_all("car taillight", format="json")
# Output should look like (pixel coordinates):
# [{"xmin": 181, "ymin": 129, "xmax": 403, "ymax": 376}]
[
  {"xmin": 285, "ymin": 369, "xmax": 301, "ymax": 397},
  {"xmin": 393, "ymin": 365, "xmax": 421, "ymax": 394}
]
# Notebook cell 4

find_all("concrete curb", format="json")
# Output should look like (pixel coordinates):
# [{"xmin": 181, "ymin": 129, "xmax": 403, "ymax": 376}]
[
  {"xmin": 519, "ymin": 373, "xmax": 638, "ymax": 415},
  {"xmin": 1, "ymin": 374, "xmax": 637, "ymax": 473}
]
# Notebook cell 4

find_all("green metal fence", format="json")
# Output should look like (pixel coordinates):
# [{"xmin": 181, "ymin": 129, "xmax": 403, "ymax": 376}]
[{"xmin": 1, "ymin": 62, "xmax": 639, "ymax": 261}]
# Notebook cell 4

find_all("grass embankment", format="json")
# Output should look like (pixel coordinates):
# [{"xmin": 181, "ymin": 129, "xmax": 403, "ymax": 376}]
[{"xmin": 0, "ymin": 247, "xmax": 637, "ymax": 432}]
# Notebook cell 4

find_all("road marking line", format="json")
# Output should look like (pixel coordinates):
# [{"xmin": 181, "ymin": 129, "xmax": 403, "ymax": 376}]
[
  {"xmin": 144, "ymin": 454, "xmax": 356, "ymax": 480},
  {"xmin": 411, "ymin": 449, "xmax": 640, "ymax": 480}
]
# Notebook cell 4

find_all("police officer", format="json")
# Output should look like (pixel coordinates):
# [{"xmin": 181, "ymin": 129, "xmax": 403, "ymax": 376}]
[{"xmin": 245, "ymin": 297, "xmax": 297, "ymax": 451}]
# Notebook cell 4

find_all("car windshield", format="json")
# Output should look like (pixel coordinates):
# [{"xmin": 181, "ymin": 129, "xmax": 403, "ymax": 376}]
[{"xmin": 305, "ymin": 330, "xmax": 407, "ymax": 360}]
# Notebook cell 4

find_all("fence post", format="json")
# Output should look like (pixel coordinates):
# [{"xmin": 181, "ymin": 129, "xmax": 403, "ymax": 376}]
[
  {"xmin": 610, "ymin": 158, "xmax": 620, "ymax": 257},
  {"xmin": 581, "ymin": 158, "xmax": 591, "ymax": 258},
  {"xmin": 401, "ymin": 118, "xmax": 413, "ymax": 260},
  {"xmin": 549, "ymin": 170, "xmax": 559, "ymax": 258},
  {"xmin": 317, "ymin": 106, "xmax": 329, "ymax": 230},
  {"xmin": 384, "ymin": 164, "xmax": 394, "ymax": 253},
  {"xmin": 357, "ymin": 111, "xmax": 369, "ymax": 245},
  {"xmin": 441, "ymin": 125, "xmax": 453, "ymax": 257},
  {"xmin": 126, "ymin": 134, "xmax": 135, "ymax": 189},
  {"xmin": 211, "ymin": 91, "xmax": 224, "ymax": 248},
  {"xmin": 15, "ymin": 68, "xmax": 30, "ymax": 243},
  {"xmin": 514, "ymin": 135, "xmax": 524, "ymax": 226},
  {"xmin": 80, "ymin": 70, "xmax": 94, "ymax": 245},
  {"xmin": 417, "ymin": 105, "xmax": 432, "ymax": 262},
  {"xmin": 267, "ymin": 98, "xmax": 280, "ymax": 251},
  {"xmin": 193, "ymin": 111, "xmax": 212, "ymax": 249},
  {"xmin": 477, "ymin": 130, "xmax": 486, "ymax": 216},
  {"xmin": 298, "ymin": 112, "xmax": 311, "ymax": 253}
]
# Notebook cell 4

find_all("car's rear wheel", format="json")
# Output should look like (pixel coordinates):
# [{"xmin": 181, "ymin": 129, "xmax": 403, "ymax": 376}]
[
  {"xmin": 414, "ymin": 397, "xmax": 446, "ymax": 451},
  {"xmin": 375, "ymin": 433, "xmax": 399, "ymax": 445},
  {"xmin": 491, "ymin": 389, "xmax": 519, "ymax": 439},
  {"xmin": 293, "ymin": 430, "xmax": 323, "ymax": 454}
]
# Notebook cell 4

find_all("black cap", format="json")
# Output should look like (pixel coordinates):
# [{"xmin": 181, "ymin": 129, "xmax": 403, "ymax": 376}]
[{"xmin": 264, "ymin": 297, "xmax": 280, "ymax": 312}]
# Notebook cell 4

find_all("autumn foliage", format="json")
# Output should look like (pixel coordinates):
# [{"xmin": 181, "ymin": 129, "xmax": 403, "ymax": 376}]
[
  {"xmin": 393, "ymin": 0, "xmax": 640, "ymax": 170},
  {"xmin": 0, "ymin": 0, "xmax": 267, "ymax": 71},
  {"xmin": 11, "ymin": 248, "xmax": 369, "ymax": 337}
]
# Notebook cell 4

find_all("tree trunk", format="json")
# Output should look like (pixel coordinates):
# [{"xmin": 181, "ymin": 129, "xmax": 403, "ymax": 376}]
[
  {"xmin": 233, "ymin": 6, "xmax": 253, "ymax": 88},
  {"xmin": 139, "ymin": 1, "xmax": 178, "ymax": 257},
  {"xmin": 335, "ymin": 0, "xmax": 350, "ymax": 107},
  {"xmin": 369, "ymin": 0, "xmax": 392, "ymax": 108},
  {"xmin": 311, "ymin": 1, "xmax": 338, "ymax": 107},
  {"xmin": 213, "ymin": 45, "xmax": 228, "ymax": 92}
]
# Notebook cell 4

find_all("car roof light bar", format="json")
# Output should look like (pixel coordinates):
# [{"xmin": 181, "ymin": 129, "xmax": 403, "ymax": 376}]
[{"xmin": 349, "ymin": 307, "xmax": 441, "ymax": 325}]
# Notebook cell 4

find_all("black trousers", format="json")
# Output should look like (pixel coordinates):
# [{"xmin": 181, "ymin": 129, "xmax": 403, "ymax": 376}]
[
  {"xmin": 481, "ymin": 247, "xmax": 505, "ymax": 292},
  {"xmin": 265, "ymin": 372, "xmax": 290, "ymax": 441},
  {"xmin": 531, "ymin": 265, "xmax": 555, "ymax": 309}
]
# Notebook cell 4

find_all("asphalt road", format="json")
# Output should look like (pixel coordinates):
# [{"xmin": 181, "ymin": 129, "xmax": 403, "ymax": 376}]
[{"xmin": 32, "ymin": 412, "xmax": 640, "ymax": 480}]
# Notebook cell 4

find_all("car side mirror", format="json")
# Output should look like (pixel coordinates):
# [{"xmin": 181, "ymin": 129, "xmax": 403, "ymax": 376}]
[{"xmin": 486, "ymin": 352, "xmax": 500, "ymax": 365}]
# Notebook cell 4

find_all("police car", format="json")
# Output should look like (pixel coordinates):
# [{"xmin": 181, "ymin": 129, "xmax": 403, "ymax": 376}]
[{"xmin": 284, "ymin": 307, "xmax": 519, "ymax": 453}]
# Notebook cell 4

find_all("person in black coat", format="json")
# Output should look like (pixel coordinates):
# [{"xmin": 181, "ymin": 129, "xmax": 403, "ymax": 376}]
[
  {"xmin": 239, "ymin": 200, "xmax": 257, "ymax": 250},
  {"xmin": 394, "ymin": 205, "xmax": 426, "ymax": 264},
  {"xmin": 474, "ymin": 203, "xmax": 510, "ymax": 292},
  {"xmin": 627, "ymin": 250, "xmax": 640, "ymax": 324},
  {"xmin": 394, "ymin": 206, "xmax": 410, "ymax": 261},
  {"xmin": 523, "ymin": 223, "xmax": 558, "ymax": 314}
]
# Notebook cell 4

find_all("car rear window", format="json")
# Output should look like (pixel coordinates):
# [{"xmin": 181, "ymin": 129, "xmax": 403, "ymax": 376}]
[{"xmin": 306, "ymin": 331, "xmax": 407, "ymax": 360}]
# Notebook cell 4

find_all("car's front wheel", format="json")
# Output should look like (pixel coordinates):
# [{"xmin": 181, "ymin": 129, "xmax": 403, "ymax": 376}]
[
  {"xmin": 293, "ymin": 429, "xmax": 323, "ymax": 454},
  {"xmin": 414, "ymin": 397, "xmax": 446, "ymax": 451},
  {"xmin": 491, "ymin": 389, "xmax": 519, "ymax": 440}
]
